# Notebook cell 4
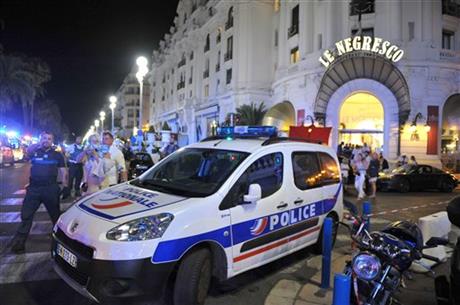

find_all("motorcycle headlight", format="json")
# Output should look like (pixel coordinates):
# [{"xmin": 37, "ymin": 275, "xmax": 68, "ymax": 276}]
[
  {"xmin": 352, "ymin": 253, "xmax": 381, "ymax": 281},
  {"xmin": 106, "ymin": 213, "xmax": 174, "ymax": 241}
]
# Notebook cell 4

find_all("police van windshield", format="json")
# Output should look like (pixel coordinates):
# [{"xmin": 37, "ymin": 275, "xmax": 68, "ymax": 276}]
[{"xmin": 131, "ymin": 148, "xmax": 249, "ymax": 197}]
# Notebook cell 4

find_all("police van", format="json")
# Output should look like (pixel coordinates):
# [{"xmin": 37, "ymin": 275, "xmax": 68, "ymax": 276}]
[{"xmin": 52, "ymin": 126, "xmax": 343, "ymax": 305}]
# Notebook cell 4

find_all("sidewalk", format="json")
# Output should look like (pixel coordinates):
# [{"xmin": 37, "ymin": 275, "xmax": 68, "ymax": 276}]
[{"xmin": 264, "ymin": 238, "xmax": 449, "ymax": 305}]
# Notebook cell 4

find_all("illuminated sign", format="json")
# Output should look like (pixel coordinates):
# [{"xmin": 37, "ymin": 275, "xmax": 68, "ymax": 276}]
[{"xmin": 319, "ymin": 36, "xmax": 404, "ymax": 68}]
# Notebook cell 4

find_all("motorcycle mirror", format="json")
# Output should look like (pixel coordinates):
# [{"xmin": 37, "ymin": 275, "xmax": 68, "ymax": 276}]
[{"xmin": 425, "ymin": 237, "xmax": 449, "ymax": 248}]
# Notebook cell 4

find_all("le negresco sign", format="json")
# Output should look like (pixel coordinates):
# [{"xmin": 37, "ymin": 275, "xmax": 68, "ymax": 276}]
[{"xmin": 319, "ymin": 36, "xmax": 404, "ymax": 68}]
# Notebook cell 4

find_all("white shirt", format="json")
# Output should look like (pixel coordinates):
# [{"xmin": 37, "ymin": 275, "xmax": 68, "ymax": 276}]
[{"xmin": 102, "ymin": 145, "xmax": 126, "ymax": 186}]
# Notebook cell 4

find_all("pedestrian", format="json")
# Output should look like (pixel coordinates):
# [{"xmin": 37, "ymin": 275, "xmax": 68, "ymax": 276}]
[
  {"xmin": 410, "ymin": 155, "xmax": 417, "ymax": 166},
  {"xmin": 379, "ymin": 153, "xmax": 389, "ymax": 173},
  {"xmin": 10, "ymin": 131, "xmax": 68, "ymax": 253},
  {"xmin": 337, "ymin": 141, "xmax": 344, "ymax": 157},
  {"xmin": 101, "ymin": 131, "xmax": 127, "ymax": 187},
  {"xmin": 353, "ymin": 152, "xmax": 369, "ymax": 200},
  {"xmin": 368, "ymin": 152, "xmax": 380, "ymax": 198},
  {"xmin": 340, "ymin": 157, "xmax": 349, "ymax": 185},
  {"xmin": 397, "ymin": 155, "xmax": 408, "ymax": 167},
  {"xmin": 161, "ymin": 136, "xmax": 179, "ymax": 158},
  {"xmin": 78, "ymin": 134, "xmax": 105, "ymax": 195},
  {"xmin": 63, "ymin": 135, "xmax": 84, "ymax": 198},
  {"xmin": 150, "ymin": 147, "xmax": 161, "ymax": 164}
]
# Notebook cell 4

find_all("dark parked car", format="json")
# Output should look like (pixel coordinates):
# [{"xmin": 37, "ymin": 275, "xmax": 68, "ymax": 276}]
[
  {"xmin": 378, "ymin": 164, "xmax": 458, "ymax": 193},
  {"xmin": 128, "ymin": 152, "xmax": 154, "ymax": 179}
]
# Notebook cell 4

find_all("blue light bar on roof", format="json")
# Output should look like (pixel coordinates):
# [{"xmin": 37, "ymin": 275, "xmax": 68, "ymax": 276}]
[{"xmin": 217, "ymin": 126, "xmax": 278, "ymax": 138}]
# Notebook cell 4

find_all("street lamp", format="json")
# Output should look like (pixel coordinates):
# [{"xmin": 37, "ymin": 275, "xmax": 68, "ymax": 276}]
[
  {"xmin": 99, "ymin": 111, "xmax": 106, "ymax": 132},
  {"xmin": 136, "ymin": 56, "xmax": 149, "ymax": 131},
  {"xmin": 109, "ymin": 95, "xmax": 117, "ymax": 134},
  {"xmin": 94, "ymin": 119, "xmax": 100, "ymax": 134}
]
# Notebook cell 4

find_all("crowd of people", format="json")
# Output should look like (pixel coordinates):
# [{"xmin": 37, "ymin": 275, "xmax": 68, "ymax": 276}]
[{"xmin": 337, "ymin": 142, "xmax": 419, "ymax": 200}]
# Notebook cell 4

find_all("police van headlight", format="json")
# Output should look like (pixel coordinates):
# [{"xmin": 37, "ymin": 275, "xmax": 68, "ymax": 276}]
[{"xmin": 106, "ymin": 213, "xmax": 174, "ymax": 241}]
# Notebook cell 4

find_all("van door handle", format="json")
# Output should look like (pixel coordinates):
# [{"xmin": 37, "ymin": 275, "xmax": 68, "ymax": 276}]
[
  {"xmin": 277, "ymin": 202, "xmax": 288, "ymax": 210},
  {"xmin": 294, "ymin": 199, "xmax": 303, "ymax": 205}
]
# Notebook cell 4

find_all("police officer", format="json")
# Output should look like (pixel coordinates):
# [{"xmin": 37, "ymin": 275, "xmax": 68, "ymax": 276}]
[
  {"xmin": 11, "ymin": 131, "xmax": 68, "ymax": 253},
  {"xmin": 63, "ymin": 135, "xmax": 84, "ymax": 198}
]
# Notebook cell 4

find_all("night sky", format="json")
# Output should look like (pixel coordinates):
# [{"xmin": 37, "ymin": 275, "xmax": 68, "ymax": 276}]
[{"xmin": 1, "ymin": 0, "xmax": 179, "ymax": 135}]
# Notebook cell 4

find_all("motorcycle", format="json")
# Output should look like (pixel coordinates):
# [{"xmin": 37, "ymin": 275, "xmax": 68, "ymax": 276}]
[{"xmin": 341, "ymin": 202, "xmax": 448, "ymax": 305}]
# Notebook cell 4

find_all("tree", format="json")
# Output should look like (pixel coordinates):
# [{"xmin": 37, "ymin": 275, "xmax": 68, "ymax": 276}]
[
  {"xmin": 0, "ymin": 55, "xmax": 35, "ymax": 113},
  {"xmin": 235, "ymin": 102, "xmax": 267, "ymax": 125},
  {"xmin": 0, "ymin": 54, "xmax": 50, "ymax": 130},
  {"xmin": 33, "ymin": 99, "xmax": 68, "ymax": 142}
]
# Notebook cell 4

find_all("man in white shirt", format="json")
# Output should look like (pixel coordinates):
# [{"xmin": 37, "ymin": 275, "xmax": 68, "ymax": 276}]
[{"xmin": 102, "ymin": 132, "xmax": 127, "ymax": 187}]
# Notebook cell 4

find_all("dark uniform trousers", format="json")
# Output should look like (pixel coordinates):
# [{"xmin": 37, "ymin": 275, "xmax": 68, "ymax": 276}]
[
  {"xmin": 68, "ymin": 163, "xmax": 83, "ymax": 192},
  {"xmin": 17, "ymin": 183, "xmax": 61, "ymax": 236}
]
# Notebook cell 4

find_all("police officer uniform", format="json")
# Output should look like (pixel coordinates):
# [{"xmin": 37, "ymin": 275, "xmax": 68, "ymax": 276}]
[
  {"xmin": 66, "ymin": 142, "xmax": 84, "ymax": 197},
  {"xmin": 12, "ymin": 146, "xmax": 65, "ymax": 252}
]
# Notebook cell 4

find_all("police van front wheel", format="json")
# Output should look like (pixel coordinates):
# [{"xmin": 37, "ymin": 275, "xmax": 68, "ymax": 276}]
[{"xmin": 173, "ymin": 248, "xmax": 212, "ymax": 305}]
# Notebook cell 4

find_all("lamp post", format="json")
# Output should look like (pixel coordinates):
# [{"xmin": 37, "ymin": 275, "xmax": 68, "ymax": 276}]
[
  {"xmin": 109, "ymin": 96, "xmax": 117, "ymax": 134},
  {"xmin": 99, "ymin": 111, "xmax": 106, "ymax": 132},
  {"xmin": 94, "ymin": 119, "xmax": 100, "ymax": 134},
  {"xmin": 136, "ymin": 56, "xmax": 149, "ymax": 131}
]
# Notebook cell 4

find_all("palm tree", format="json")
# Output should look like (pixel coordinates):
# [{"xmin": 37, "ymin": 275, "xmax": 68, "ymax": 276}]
[
  {"xmin": 235, "ymin": 102, "xmax": 267, "ymax": 125},
  {"xmin": 0, "ymin": 55, "xmax": 34, "ymax": 114},
  {"xmin": 0, "ymin": 54, "xmax": 50, "ymax": 130}
]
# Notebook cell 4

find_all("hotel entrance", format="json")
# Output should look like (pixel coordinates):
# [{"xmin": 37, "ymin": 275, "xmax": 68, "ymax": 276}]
[{"xmin": 339, "ymin": 92, "xmax": 384, "ymax": 152}]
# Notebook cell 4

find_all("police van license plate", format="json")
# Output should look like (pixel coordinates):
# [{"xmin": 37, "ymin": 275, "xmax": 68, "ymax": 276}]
[{"xmin": 56, "ymin": 243, "xmax": 78, "ymax": 268}]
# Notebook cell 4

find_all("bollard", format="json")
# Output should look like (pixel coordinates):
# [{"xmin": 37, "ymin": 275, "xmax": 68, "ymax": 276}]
[
  {"xmin": 321, "ymin": 217, "xmax": 333, "ymax": 289},
  {"xmin": 332, "ymin": 273, "xmax": 351, "ymax": 305},
  {"xmin": 362, "ymin": 201, "xmax": 372, "ymax": 231}
]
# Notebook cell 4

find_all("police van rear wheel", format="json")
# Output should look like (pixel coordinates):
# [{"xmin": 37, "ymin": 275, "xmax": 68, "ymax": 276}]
[
  {"xmin": 312, "ymin": 215, "xmax": 338, "ymax": 255},
  {"xmin": 173, "ymin": 248, "xmax": 212, "ymax": 305}
]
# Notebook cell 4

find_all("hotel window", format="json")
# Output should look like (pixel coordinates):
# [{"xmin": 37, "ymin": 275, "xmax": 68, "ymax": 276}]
[
  {"xmin": 274, "ymin": 30, "xmax": 278, "ymax": 47},
  {"xmin": 274, "ymin": 0, "xmax": 280, "ymax": 12},
  {"xmin": 288, "ymin": 5, "xmax": 299, "ymax": 38},
  {"xmin": 349, "ymin": 0, "xmax": 375, "ymax": 16},
  {"xmin": 226, "ymin": 7, "xmax": 234, "ymax": 30},
  {"xmin": 216, "ymin": 51, "xmax": 221, "ymax": 71},
  {"xmin": 216, "ymin": 28, "xmax": 222, "ymax": 44},
  {"xmin": 443, "ymin": 30, "xmax": 455, "ymax": 50},
  {"xmin": 408, "ymin": 22, "xmax": 415, "ymax": 41},
  {"xmin": 189, "ymin": 66, "xmax": 193, "ymax": 84},
  {"xmin": 290, "ymin": 47, "xmax": 300, "ymax": 64},
  {"xmin": 204, "ymin": 84, "xmax": 209, "ymax": 97},
  {"xmin": 203, "ymin": 58, "xmax": 210, "ymax": 78},
  {"xmin": 318, "ymin": 33, "xmax": 323, "ymax": 50},
  {"xmin": 351, "ymin": 28, "xmax": 374, "ymax": 37},
  {"xmin": 225, "ymin": 36, "xmax": 233, "ymax": 61},
  {"xmin": 204, "ymin": 34, "xmax": 210, "ymax": 52},
  {"xmin": 226, "ymin": 68, "xmax": 232, "ymax": 84},
  {"xmin": 190, "ymin": 51, "xmax": 194, "ymax": 60}
]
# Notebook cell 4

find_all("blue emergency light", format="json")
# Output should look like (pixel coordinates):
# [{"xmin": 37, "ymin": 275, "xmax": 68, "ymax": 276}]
[{"xmin": 217, "ymin": 126, "xmax": 278, "ymax": 139}]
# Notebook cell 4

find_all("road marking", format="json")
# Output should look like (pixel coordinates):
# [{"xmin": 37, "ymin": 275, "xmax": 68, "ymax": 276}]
[
  {"xmin": 0, "ymin": 198, "xmax": 23, "ymax": 206},
  {"xmin": 369, "ymin": 200, "xmax": 450, "ymax": 217},
  {"xmin": 13, "ymin": 189, "xmax": 26, "ymax": 195}
]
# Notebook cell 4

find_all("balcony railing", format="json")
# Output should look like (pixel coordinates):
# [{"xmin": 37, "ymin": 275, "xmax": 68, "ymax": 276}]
[
  {"xmin": 349, "ymin": 0, "xmax": 375, "ymax": 16},
  {"xmin": 288, "ymin": 24, "xmax": 299, "ymax": 38},
  {"xmin": 177, "ymin": 82, "xmax": 185, "ymax": 90},
  {"xmin": 178, "ymin": 58, "xmax": 186, "ymax": 68},
  {"xmin": 443, "ymin": 0, "xmax": 460, "ymax": 18},
  {"xmin": 225, "ymin": 18, "xmax": 233, "ymax": 30},
  {"xmin": 203, "ymin": 70, "xmax": 209, "ymax": 78},
  {"xmin": 224, "ymin": 52, "xmax": 232, "ymax": 61}
]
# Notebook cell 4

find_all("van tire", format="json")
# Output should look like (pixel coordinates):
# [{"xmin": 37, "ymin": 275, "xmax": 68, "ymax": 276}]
[
  {"xmin": 313, "ymin": 216, "xmax": 338, "ymax": 255},
  {"xmin": 173, "ymin": 248, "xmax": 212, "ymax": 305}
]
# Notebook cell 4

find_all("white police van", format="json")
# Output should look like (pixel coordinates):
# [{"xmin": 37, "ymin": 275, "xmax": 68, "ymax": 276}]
[{"xmin": 52, "ymin": 126, "xmax": 343, "ymax": 305}]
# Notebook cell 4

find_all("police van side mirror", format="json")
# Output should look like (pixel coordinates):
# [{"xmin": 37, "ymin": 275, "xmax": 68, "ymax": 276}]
[{"xmin": 242, "ymin": 184, "xmax": 262, "ymax": 204}]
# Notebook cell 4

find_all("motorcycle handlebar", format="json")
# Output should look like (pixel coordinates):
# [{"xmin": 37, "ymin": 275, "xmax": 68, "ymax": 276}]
[{"xmin": 422, "ymin": 253, "xmax": 441, "ymax": 263}]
